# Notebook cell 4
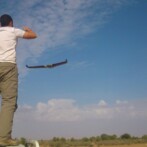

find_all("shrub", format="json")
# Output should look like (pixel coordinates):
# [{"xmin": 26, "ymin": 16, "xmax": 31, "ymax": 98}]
[{"xmin": 120, "ymin": 133, "xmax": 131, "ymax": 139}]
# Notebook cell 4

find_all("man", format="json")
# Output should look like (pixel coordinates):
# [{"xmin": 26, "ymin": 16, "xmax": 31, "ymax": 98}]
[{"xmin": 0, "ymin": 14, "xmax": 37, "ymax": 146}]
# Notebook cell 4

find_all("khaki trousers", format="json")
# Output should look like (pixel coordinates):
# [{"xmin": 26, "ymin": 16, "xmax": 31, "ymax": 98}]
[{"xmin": 0, "ymin": 62, "xmax": 18, "ymax": 141}]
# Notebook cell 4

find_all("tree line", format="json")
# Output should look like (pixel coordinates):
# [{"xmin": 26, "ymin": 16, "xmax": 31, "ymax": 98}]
[
  {"xmin": 19, "ymin": 134, "xmax": 147, "ymax": 147},
  {"xmin": 50, "ymin": 133, "xmax": 147, "ymax": 141}
]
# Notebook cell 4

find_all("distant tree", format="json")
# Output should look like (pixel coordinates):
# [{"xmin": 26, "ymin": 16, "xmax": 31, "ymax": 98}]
[
  {"xmin": 52, "ymin": 137, "xmax": 59, "ymax": 142},
  {"xmin": 60, "ymin": 137, "xmax": 66, "ymax": 142},
  {"xmin": 95, "ymin": 136, "xmax": 101, "ymax": 141},
  {"xmin": 110, "ymin": 134, "xmax": 117, "ymax": 140},
  {"xmin": 101, "ymin": 134, "xmax": 113, "ymax": 140},
  {"xmin": 100, "ymin": 134, "xmax": 117, "ymax": 140},
  {"xmin": 120, "ymin": 133, "xmax": 131, "ymax": 139},
  {"xmin": 142, "ymin": 135, "xmax": 147, "ymax": 140},
  {"xmin": 82, "ymin": 137, "xmax": 89, "ymax": 142},
  {"xmin": 70, "ymin": 137, "xmax": 75, "ymax": 142},
  {"xmin": 89, "ymin": 136, "xmax": 96, "ymax": 142}
]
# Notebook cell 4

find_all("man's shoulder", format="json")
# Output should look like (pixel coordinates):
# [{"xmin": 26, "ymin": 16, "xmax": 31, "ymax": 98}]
[
  {"xmin": 0, "ymin": 27, "xmax": 15, "ymax": 33},
  {"xmin": 0, "ymin": 27, "xmax": 25, "ymax": 38},
  {"xmin": 0, "ymin": 27, "xmax": 22, "ymax": 31},
  {"xmin": 13, "ymin": 27, "xmax": 25, "ymax": 38}
]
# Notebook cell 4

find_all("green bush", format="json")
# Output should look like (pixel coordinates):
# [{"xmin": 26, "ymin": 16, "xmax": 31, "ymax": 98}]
[
  {"xmin": 19, "ymin": 138, "xmax": 26, "ymax": 145},
  {"xmin": 142, "ymin": 135, "xmax": 147, "ymax": 140},
  {"xmin": 120, "ymin": 133, "xmax": 131, "ymax": 139}
]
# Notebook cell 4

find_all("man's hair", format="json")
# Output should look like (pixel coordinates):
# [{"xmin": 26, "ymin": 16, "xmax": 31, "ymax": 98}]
[{"xmin": 0, "ymin": 14, "xmax": 13, "ymax": 27}]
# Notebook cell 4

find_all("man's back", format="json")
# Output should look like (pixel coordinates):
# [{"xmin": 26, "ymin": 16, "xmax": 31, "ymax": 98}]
[{"xmin": 0, "ymin": 27, "xmax": 25, "ymax": 63}]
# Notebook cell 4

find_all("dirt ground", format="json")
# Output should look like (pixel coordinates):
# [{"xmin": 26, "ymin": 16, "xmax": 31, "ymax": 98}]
[{"xmin": 100, "ymin": 144, "xmax": 147, "ymax": 147}]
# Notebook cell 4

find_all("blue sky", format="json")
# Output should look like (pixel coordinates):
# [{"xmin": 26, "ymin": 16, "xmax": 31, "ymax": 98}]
[{"xmin": 0, "ymin": 0, "xmax": 147, "ymax": 139}]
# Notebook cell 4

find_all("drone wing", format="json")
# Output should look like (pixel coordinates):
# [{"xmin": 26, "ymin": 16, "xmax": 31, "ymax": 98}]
[{"xmin": 26, "ymin": 59, "xmax": 68, "ymax": 69}]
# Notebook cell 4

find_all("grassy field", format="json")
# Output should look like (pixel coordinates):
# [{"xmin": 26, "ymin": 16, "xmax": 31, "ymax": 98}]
[
  {"xmin": 39, "ymin": 144, "xmax": 147, "ymax": 147},
  {"xmin": 40, "ymin": 143, "xmax": 147, "ymax": 147},
  {"xmin": 100, "ymin": 144, "xmax": 147, "ymax": 147},
  {"xmin": 21, "ymin": 134, "xmax": 147, "ymax": 147}
]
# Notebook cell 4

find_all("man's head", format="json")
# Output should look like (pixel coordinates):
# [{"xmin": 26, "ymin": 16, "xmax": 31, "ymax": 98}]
[{"xmin": 0, "ymin": 14, "xmax": 13, "ymax": 27}]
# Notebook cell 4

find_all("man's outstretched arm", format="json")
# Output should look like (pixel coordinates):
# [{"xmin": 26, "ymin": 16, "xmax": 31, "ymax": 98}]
[{"xmin": 23, "ymin": 26, "xmax": 37, "ymax": 39}]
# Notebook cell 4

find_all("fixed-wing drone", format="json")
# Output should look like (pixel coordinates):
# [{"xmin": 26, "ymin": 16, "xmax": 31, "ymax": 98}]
[{"xmin": 26, "ymin": 59, "xmax": 68, "ymax": 69}]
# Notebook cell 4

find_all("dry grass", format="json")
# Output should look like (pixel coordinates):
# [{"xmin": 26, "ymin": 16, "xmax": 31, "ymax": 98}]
[
  {"xmin": 39, "ymin": 144, "xmax": 147, "ymax": 147},
  {"xmin": 100, "ymin": 144, "xmax": 147, "ymax": 147},
  {"xmin": 39, "ymin": 139, "xmax": 147, "ymax": 147}
]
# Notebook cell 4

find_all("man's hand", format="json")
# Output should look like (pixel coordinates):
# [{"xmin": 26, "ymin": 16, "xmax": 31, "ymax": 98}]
[
  {"xmin": 23, "ymin": 26, "xmax": 37, "ymax": 39},
  {"xmin": 23, "ymin": 26, "xmax": 32, "ymax": 31}
]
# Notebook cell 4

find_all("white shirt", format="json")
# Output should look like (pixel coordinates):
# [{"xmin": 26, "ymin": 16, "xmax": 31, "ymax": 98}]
[{"xmin": 0, "ymin": 27, "xmax": 25, "ymax": 63}]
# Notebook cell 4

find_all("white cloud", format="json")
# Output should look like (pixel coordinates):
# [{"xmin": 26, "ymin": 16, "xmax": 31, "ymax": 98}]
[
  {"xmin": 116, "ymin": 100, "xmax": 128, "ymax": 105},
  {"xmin": 35, "ymin": 99, "xmax": 81, "ymax": 122},
  {"xmin": 15, "ymin": 99, "xmax": 147, "ymax": 123},
  {"xmin": 98, "ymin": 100, "xmax": 107, "ymax": 107},
  {"xmin": 13, "ymin": 98, "xmax": 147, "ymax": 139}
]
